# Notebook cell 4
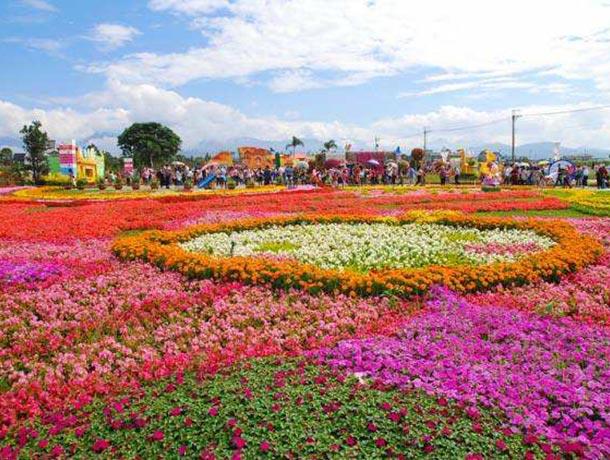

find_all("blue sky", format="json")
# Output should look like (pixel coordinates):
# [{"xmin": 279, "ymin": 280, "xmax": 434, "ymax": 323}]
[{"xmin": 2, "ymin": 0, "xmax": 610, "ymax": 153}]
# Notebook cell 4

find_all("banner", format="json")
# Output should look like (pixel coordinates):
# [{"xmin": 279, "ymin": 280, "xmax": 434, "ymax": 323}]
[
  {"xmin": 123, "ymin": 158, "xmax": 134, "ymax": 176},
  {"xmin": 58, "ymin": 143, "xmax": 77, "ymax": 176}
]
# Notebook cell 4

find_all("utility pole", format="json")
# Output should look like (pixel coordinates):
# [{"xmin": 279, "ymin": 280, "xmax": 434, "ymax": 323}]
[
  {"xmin": 423, "ymin": 127, "xmax": 429, "ymax": 153},
  {"xmin": 511, "ymin": 110, "xmax": 521, "ymax": 165}
]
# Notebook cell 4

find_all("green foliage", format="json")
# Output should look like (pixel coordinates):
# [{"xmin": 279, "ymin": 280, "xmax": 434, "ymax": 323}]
[
  {"xmin": 323, "ymin": 139, "xmax": 337, "ymax": 152},
  {"xmin": 286, "ymin": 136, "xmax": 304, "ymax": 154},
  {"xmin": 17, "ymin": 358, "xmax": 547, "ymax": 459},
  {"xmin": 20, "ymin": 120, "xmax": 50, "ymax": 184},
  {"xmin": 117, "ymin": 122, "xmax": 182, "ymax": 168},
  {"xmin": 0, "ymin": 147, "xmax": 12, "ymax": 166}
]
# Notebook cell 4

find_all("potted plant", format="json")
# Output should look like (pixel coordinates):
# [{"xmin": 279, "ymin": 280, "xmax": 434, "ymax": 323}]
[
  {"xmin": 150, "ymin": 178, "xmax": 160, "ymax": 190},
  {"xmin": 114, "ymin": 177, "xmax": 124, "ymax": 190},
  {"xmin": 227, "ymin": 178, "xmax": 237, "ymax": 190},
  {"xmin": 97, "ymin": 178, "xmax": 107, "ymax": 190},
  {"xmin": 245, "ymin": 179, "xmax": 255, "ymax": 189},
  {"xmin": 131, "ymin": 172, "xmax": 141, "ymax": 190},
  {"xmin": 183, "ymin": 178, "xmax": 193, "ymax": 192},
  {"xmin": 76, "ymin": 178, "xmax": 88, "ymax": 190}
]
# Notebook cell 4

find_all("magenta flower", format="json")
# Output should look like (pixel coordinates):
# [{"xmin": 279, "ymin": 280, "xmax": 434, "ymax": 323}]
[
  {"xmin": 259, "ymin": 440, "xmax": 271, "ymax": 452},
  {"xmin": 92, "ymin": 438, "xmax": 110, "ymax": 453}
]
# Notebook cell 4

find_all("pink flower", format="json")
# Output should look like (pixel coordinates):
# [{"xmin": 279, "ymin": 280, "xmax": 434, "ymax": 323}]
[
  {"xmin": 259, "ymin": 441, "xmax": 271, "ymax": 452},
  {"xmin": 208, "ymin": 406, "xmax": 218, "ymax": 417},
  {"xmin": 178, "ymin": 445, "xmax": 187, "ymax": 456},
  {"xmin": 150, "ymin": 431, "xmax": 164, "ymax": 442},
  {"xmin": 232, "ymin": 436, "xmax": 246, "ymax": 449},
  {"xmin": 367, "ymin": 422, "xmax": 378, "ymax": 432},
  {"xmin": 375, "ymin": 438, "xmax": 387, "ymax": 448},
  {"xmin": 92, "ymin": 438, "xmax": 110, "ymax": 453},
  {"xmin": 345, "ymin": 436, "xmax": 357, "ymax": 447},
  {"xmin": 169, "ymin": 407, "xmax": 182, "ymax": 416},
  {"xmin": 495, "ymin": 439, "xmax": 507, "ymax": 451}
]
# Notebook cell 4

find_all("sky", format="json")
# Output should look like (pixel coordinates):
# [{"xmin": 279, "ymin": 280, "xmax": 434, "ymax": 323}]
[{"xmin": 2, "ymin": 0, "xmax": 610, "ymax": 154}]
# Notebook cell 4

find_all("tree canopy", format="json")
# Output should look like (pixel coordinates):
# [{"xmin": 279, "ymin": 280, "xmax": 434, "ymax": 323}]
[
  {"xmin": 323, "ymin": 139, "xmax": 337, "ymax": 152},
  {"xmin": 20, "ymin": 121, "xmax": 49, "ymax": 184},
  {"xmin": 0, "ymin": 147, "xmax": 12, "ymax": 166},
  {"xmin": 286, "ymin": 136, "xmax": 304, "ymax": 154},
  {"xmin": 117, "ymin": 122, "xmax": 182, "ymax": 168}
]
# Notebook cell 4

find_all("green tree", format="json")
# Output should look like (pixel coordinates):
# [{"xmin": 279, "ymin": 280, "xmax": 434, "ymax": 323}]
[
  {"xmin": 0, "ymin": 147, "xmax": 13, "ymax": 166},
  {"xmin": 286, "ymin": 136, "xmax": 304, "ymax": 155},
  {"xmin": 103, "ymin": 151, "xmax": 121, "ymax": 173},
  {"xmin": 20, "ymin": 121, "xmax": 49, "ymax": 184},
  {"xmin": 117, "ymin": 122, "xmax": 181, "ymax": 168},
  {"xmin": 323, "ymin": 139, "xmax": 337, "ymax": 153}
]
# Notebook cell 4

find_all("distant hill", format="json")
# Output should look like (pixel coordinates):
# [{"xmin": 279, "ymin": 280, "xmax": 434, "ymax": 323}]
[
  {"xmin": 468, "ymin": 142, "xmax": 610, "ymax": 160},
  {"xmin": 2, "ymin": 135, "xmax": 609, "ymax": 160}
]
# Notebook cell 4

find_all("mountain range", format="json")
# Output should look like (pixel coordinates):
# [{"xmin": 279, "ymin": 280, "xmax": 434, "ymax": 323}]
[{"xmin": 2, "ymin": 136, "xmax": 610, "ymax": 160}]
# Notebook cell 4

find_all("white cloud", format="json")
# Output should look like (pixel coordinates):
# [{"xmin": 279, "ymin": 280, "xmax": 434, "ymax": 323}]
[
  {"xmin": 148, "ymin": 0, "xmax": 229, "ymax": 15},
  {"xmin": 90, "ymin": 24, "xmax": 140, "ymax": 50},
  {"xmin": 20, "ymin": 0, "xmax": 57, "ymax": 12},
  {"xmin": 2, "ymin": 37, "xmax": 63, "ymax": 56},
  {"xmin": 79, "ymin": 0, "xmax": 610, "ymax": 96},
  {"xmin": 3, "ymin": 81, "xmax": 610, "ymax": 153}
]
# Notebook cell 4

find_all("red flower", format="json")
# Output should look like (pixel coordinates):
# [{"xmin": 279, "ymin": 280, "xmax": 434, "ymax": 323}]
[
  {"xmin": 525, "ymin": 451, "xmax": 535, "ymax": 460},
  {"xmin": 345, "ymin": 436, "xmax": 357, "ymax": 447},
  {"xmin": 208, "ymin": 407, "xmax": 219, "ymax": 417},
  {"xmin": 387, "ymin": 411, "xmax": 401, "ymax": 423},
  {"xmin": 375, "ymin": 438, "xmax": 387, "ymax": 448},
  {"xmin": 472, "ymin": 422, "xmax": 482, "ymax": 434},
  {"xmin": 423, "ymin": 444, "xmax": 435, "ymax": 453},
  {"xmin": 178, "ymin": 445, "xmax": 187, "ymax": 456},
  {"xmin": 380, "ymin": 402, "xmax": 392, "ymax": 411},
  {"xmin": 465, "ymin": 455, "xmax": 484, "ymax": 460},
  {"xmin": 260, "ymin": 441, "xmax": 271, "ymax": 453},
  {"xmin": 437, "ymin": 397, "xmax": 448, "ymax": 406},
  {"xmin": 150, "ymin": 431, "xmax": 164, "ymax": 442},
  {"xmin": 200, "ymin": 449, "xmax": 216, "ymax": 460},
  {"xmin": 495, "ymin": 439, "xmax": 507, "ymax": 451},
  {"xmin": 170, "ymin": 407, "xmax": 182, "ymax": 416},
  {"xmin": 92, "ymin": 438, "xmax": 110, "ymax": 453},
  {"xmin": 50, "ymin": 445, "xmax": 64, "ymax": 457},
  {"xmin": 232, "ymin": 436, "xmax": 246, "ymax": 449},
  {"xmin": 524, "ymin": 433, "xmax": 538, "ymax": 446},
  {"xmin": 184, "ymin": 417, "xmax": 193, "ymax": 427},
  {"xmin": 38, "ymin": 439, "xmax": 49, "ymax": 449},
  {"xmin": 367, "ymin": 422, "xmax": 378, "ymax": 432},
  {"xmin": 227, "ymin": 418, "xmax": 237, "ymax": 428}
]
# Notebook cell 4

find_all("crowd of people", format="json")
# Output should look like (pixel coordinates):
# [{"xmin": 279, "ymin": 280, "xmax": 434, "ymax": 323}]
[
  {"xmin": 104, "ymin": 160, "xmax": 609, "ymax": 190},
  {"xmin": 501, "ymin": 163, "xmax": 608, "ymax": 188}
]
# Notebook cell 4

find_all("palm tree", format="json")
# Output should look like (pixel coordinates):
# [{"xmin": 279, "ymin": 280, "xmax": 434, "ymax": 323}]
[
  {"xmin": 286, "ymin": 136, "xmax": 304, "ymax": 156},
  {"xmin": 323, "ymin": 139, "xmax": 337, "ymax": 153}
]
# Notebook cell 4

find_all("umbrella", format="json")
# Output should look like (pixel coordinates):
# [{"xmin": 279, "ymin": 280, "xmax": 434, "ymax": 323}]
[
  {"xmin": 295, "ymin": 161, "xmax": 309, "ymax": 170},
  {"xmin": 367, "ymin": 159, "xmax": 380, "ymax": 166},
  {"xmin": 171, "ymin": 161, "xmax": 186, "ymax": 166},
  {"xmin": 538, "ymin": 160, "xmax": 550, "ymax": 166}
]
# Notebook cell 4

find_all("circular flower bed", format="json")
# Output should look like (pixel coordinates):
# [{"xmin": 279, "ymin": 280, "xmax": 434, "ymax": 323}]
[
  {"xmin": 112, "ymin": 212, "xmax": 603, "ymax": 298},
  {"xmin": 179, "ymin": 222, "xmax": 555, "ymax": 272}
]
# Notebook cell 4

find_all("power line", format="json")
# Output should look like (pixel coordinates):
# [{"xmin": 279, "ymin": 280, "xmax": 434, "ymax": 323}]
[
  {"xmin": 429, "ymin": 117, "xmax": 507, "ymax": 134},
  {"xmin": 522, "ymin": 104, "xmax": 610, "ymax": 117}
]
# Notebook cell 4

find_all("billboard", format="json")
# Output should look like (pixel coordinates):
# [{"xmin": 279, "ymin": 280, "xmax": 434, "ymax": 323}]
[{"xmin": 58, "ymin": 143, "xmax": 77, "ymax": 176}]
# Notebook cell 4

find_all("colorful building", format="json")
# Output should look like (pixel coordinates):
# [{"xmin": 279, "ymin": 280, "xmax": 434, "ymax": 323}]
[
  {"xmin": 237, "ymin": 147, "xmax": 274, "ymax": 169},
  {"xmin": 47, "ymin": 141, "xmax": 105, "ymax": 183}
]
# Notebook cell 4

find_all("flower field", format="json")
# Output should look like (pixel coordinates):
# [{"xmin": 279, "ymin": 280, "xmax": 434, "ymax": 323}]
[{"xmin": 0, "ymin": 186, "xmax": 608, "ymax": 459}]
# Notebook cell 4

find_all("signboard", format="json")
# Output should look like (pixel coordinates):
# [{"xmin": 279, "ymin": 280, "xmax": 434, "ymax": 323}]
[
  {"xmin": 123, "ymin": 158, "xmax": 134, "ymax": 176},
  {"xmin": 58, "ymin": 143, "xmax": 77, "ymax": 176}
]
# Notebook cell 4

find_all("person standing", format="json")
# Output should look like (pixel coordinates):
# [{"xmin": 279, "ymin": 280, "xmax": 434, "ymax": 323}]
[
  {"xmin": 454, "ymin": 164, "xmax": 461, "ymax": 185},
  {"xmin": 582, "ymin": 165, "xmax": 589, "ymax": 187}
]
